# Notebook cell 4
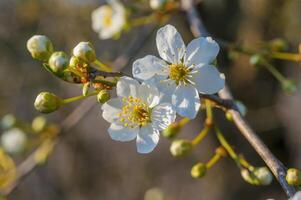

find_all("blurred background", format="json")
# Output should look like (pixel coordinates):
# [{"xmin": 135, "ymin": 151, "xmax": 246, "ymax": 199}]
[{"xmin": 1, "ymin": 0, "xmax": 301, "ymax": 199}]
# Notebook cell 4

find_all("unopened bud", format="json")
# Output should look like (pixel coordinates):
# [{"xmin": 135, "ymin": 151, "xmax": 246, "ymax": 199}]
[
  {"xmin": 69, "ymin": 56, "xmax": 86, "ymax": 68},
  {"xmin": 73, "ymin": 42, "xmax": 96, "ymax": 63},
  {"xmin": 253, "ymin": 167, "xmax": 273, "ymax": 185},
  {"xmin": 250, "ymin": 54, "xmax": 264, "ymax": 66},
  {"xmin": 170, "ymin": 139, "xmax": 192, "ymax": 157},
  {"xmin": 1, "ymin": 114, "xmax": 17, "ymax": 130},
  {"xmin": 225, "ymin": 111, "xmax": 233, "ymax": 121},
  {"xmin": 82, "ymin": 83, "xmax": 90, "ymax": 96},
  {"xmin": 27, "ymin": 35, "xmax": 54, "ymax": 62},
  {"xmin": 97, "ymin": 90, "xmax": 110, "ymax": 103},
  {"xmin": 34, "ymin": 92, "xmax": 62, "ymax": 113},
  {"xmin": 32, "ymin": 116, "xmax": 47, "ymax": 133},
  {"xmin": 286, "ymin": 168, "xmax": 301, "ymax": 186},
  {"xmin": 150, "ymin": 0, "xmax": 167, "ymax": 10},
  {"xmin": 48, "ymin": 51, "xmax": 69, "ymax": 75},
  {"xmin": 191, "ymin": 162, "xmax": 207, "ymax": 178},
  {"xmin": 282, "ymin": 80, "xmax": 297, "ymax": 94},
  {"xmin": 1, "ymin": 128, "xmax": 27, "ymax": 155},
  {"xmin": 241, "ymin": 169, "xmax": 260, "ymax": 185},
  {"xmin": 163, "ymin": 123, "xmax": 180, "ymax": 138},
  {"xmin": 269, "ymin": 38, "xmax": 288, "ymax": 52}
]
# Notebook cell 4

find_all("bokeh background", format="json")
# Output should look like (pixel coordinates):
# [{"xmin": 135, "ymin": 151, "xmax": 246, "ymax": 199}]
[{"xmin": 1, "ymin": 0, "xmax": 301, "ymax": 199}]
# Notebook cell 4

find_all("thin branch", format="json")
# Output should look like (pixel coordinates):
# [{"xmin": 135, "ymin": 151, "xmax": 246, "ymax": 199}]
[
  {"xmin": 181, "ymin": 0, "xmax": 296, "ymax": 197},
  {"xmin": 2, "ymin": 27, "xmax": 156, "ymax": 197}
]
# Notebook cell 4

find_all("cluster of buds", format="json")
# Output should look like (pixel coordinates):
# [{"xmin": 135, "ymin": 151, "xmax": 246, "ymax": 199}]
[{"xmin": 27, "ymin": 35, "xmax": 114, "ymax": 113}]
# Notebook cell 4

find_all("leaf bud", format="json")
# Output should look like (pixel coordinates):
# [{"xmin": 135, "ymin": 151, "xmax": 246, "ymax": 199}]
[
  {"xmin": 73, "ymin": 42, "xmax": 96, "ymax": 63},
  {"xmin": 191, "ymin": 162, "xmax": 207, "ymax": 178},
  {"xmin": 27, "ymin": 35, "xmax": 54, "ymax": 62},
  {"xmin": 34, "ymin": 92, "xmax": 62, "ymax": 113},
  {"xmin": 170, "ymin": 139, "xmax": 192, "ymax": 157}
]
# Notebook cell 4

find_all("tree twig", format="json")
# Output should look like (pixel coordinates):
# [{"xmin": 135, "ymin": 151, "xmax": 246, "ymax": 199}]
[{"xmin": 181, "ymin": 0, "xmax": 296, "ymax": 197}]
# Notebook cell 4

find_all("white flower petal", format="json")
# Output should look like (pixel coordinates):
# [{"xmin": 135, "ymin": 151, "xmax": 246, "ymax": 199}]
[
  {"xmin": 184, "ymin": 37, "xmax": 219, "ymax": 66},
  {"xmin": 132, "ymin": 55, "xmax": 168, "ymax": 81},
  {"xmin": 151, "ymin": 103, "xmax": 176, "ymax": 131},
  {"xmin": 156, "ymin": 24, "xmax": 186, "ymax": 64},
  {"xmin": 138, "ymin": 83, "xmax": 160, "ymax": 108},
  {"xmin": 136, "ymin": 125, "xmax": 160, "ymax": 153},
  {"xmin": 145, "ymin": 76, "xmax": 177, "ymax": 103},
  {"xmin": 172, "ymin": 85, "xmax": 201, "ymax": 119},
  {"xmin": 101, "ymin": 98, "xmax": 123, "ymax": 124},
  {"xmin": 108, "ymin": 123, "xmax": 138, "ymax": 142},
  {"xmin": 192, "ymin": 65, "xmax": 225, "ymax": 94},
  {"xmin": 116, "ymin": 76, "xmax": 140, "ymax": 97}
]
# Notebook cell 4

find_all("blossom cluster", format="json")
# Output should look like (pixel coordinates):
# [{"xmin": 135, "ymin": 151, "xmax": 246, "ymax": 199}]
[{"xmin": 102, "ymin": 24, "xmax": 225, "ymax": 153}]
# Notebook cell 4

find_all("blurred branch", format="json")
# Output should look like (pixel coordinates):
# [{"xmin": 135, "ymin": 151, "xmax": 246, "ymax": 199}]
[
  {"xmin": 1, "ymin": 26, "xmax": 156, "ymax": 197},
  {"xmin": 181, "ymin": 0, "xmax": 296, "ymax": 198}
]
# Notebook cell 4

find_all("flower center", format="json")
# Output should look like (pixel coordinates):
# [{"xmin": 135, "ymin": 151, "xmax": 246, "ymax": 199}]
[
  {"xmin": 118, "ymin": 96, "xmax": 151, "ymax": 128},
  {"xmin": 102, "ymin": 6, "xmax": 113, "ymax": 28},
  {"xmin": 169, "ymin": 63, "xmax": 190, "ymax": 85}
]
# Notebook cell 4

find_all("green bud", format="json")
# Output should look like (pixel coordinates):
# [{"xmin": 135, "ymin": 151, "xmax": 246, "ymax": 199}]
[
  {"xmin": 27, "ymin": 35, "xmax": 54, "ymax": 62},
  {"xmin": 282, "ymin": 80, "xmax": 297, "ymax": 94},
  {"xmin": 286, "ymin": 168, "xmax": 301, "ymax": 186},
  {"xmin": 82, "ymin": 83, "xmax": 90, "ymax": 96},
  {"xmin": 191, "ymin": 162, "xmax": 207, "ymax": 178},
  {"xmin": 48, "ymin": 51, "xmax": 69, "ymax": 75},
  {"xmin": 34, "ymin": 92, "xmax": 62, "ymax": 113},
  {"xmin": 1, "ymin": 114, "xmax": 17, "ymax": 130},
  {"xmin": 163, "ymin": 123, "xmax": 180, "ymax": 138},
  {"xmin": 97, "ymin": 90, "xmax": 110, "ymax": 103},
  {"xmin": 69, "ymin": 56, "xmax": 86, "ymax": 68},
  {"xmin": 73, "ymin": 42, "xmax": 96, "ymax": 63},
  {"xmin": 32, "ymin": 116, "xmax": 47, "ymax": 133},
  {"xmin": 241, "ymin": 169, "xmax": 260, "ymax": 185},
  {"xmin": 250, "ymin": 54, "xmax": 264, "ymax": 66},
  {"xmin": 225, "ymin": 111, "xmax": 233, "ymax": 121},
  {"xmin": 253, "ymin": 167, "xmax": 273, "ymax": 185},
  {"xmin": 170, "ymin": 139, "xmax": 192, "ymax": 157},
  {"xmin": 269, "ymin": 38, "xmax": 288, "ymax": 52}
]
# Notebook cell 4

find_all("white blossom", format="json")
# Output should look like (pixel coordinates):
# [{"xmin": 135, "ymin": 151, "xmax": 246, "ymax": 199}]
[
  {"xmin": 91, "ymin": 0, "xmax": 126, "ymax": 39},
  {"xmin": 101, "ymin": 76, "xmax": 176, "ymax": 153},
  {"xmin": 291, "ymin": 191, "xmax": 301, "ymax": 200},
  {"xmin": 133, "ymin": 24, "xmax": 225, "ymax": 119},
  {"xmin": 1, "ymin": 128, "xmax": 27, "ymax": 154}
]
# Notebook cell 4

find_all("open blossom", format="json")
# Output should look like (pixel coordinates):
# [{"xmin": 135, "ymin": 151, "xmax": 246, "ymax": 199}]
[
  {"xmin": 91, "ymin": 0, "xmax": 126, "ymax": 39},
  {"xmin": 133, "ymin": 24, "xmax": 225, "ymax": 119},
  {"xmin": 101, "ymin": 77, "xmax": 176, "ymax": 153}
]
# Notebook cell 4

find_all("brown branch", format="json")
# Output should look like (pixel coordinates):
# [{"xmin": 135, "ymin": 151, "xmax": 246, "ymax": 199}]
[
  {"xmin": 181, "ymin": 0, "xmax": 296, "ymax": 197},
  {"xmin": 2, "ymin": 26, "xmax": 156, "ymax": 197}
]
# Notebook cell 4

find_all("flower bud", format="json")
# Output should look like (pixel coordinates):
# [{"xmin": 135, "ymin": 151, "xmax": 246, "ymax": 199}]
[
  {"xmin": 269, "ymin": 38, "xmax": 288, "ymax": 52},
  {"xmin": 253, "ymin": 167, "xmax": 273, "ymax": 185},
  {"xmin": 27, "ymin": 35, "xmax": 54, "ymax": 62},
  {"xmin": 34, "ymin": 92, "xmax": 62, "ymax": 113},
  {"xmin": 250, "ymin": 54, "xmax": 264, "ymax": 66},
  {"xmin": 82, "ymin": 83, "xmax": 90, "ymax": 96},
  {"xmin": 282, "ymin": 80, "xmax": 297, "ymax": 94},
  {"xmin": 73, "ymin": 42, "xmax": 96, "ymax": 63},
  {"xmin": 1, "ymin": 128, "xmax": 27, "ymax": 155},
  {"xmin": 48, "ymin": 51, "xmax": 69, "ymax": 75},
  {"xmin": 1, "ymin": 114, "xmax": 17, "ymax": 130},
  {"xmin": 286, "ymin": 168, "xmax": 301, "ymax": 186},
  {"xmin": 241, "ymin": 169, "xmax": 260, "ymax": 185},
  {"xmin": 150, "ymin": 0, "xmax": 167, "ymax": 10},
  {"xmin": 97, "ymin": 90, "xmax": 110, "ymax": 103},
  {"xmin": 32, "ymin": 116, "xmax": 47, "ymax": 133},
  {"xmin": 69, "ymin": 56, "xmax": 86, "ymax": 68},
  {"xmin": 191, "ymin": 162, "xmax": 207, "ymax": 178},
  {"xmin": 225, "ymin": 111, "xmax": 233, "ymax": 121},
  {"xmin": 162, "ymin": 123, "xmax": 180, "ymax": 138},
  {"xmin": 170, "ymin": 139, "xmax": 192, "ymax": 157}
]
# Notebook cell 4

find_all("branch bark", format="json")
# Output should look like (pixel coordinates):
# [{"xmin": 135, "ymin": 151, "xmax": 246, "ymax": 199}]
[{"xmin": 181, "ymin": 0, "xmax": 296, "ymax": 197}]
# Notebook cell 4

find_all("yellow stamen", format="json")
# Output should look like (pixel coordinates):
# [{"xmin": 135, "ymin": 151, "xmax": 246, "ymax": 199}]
[{"xmin": 169, "ymin": 63, "xmax": 191, "ymax": 85}]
